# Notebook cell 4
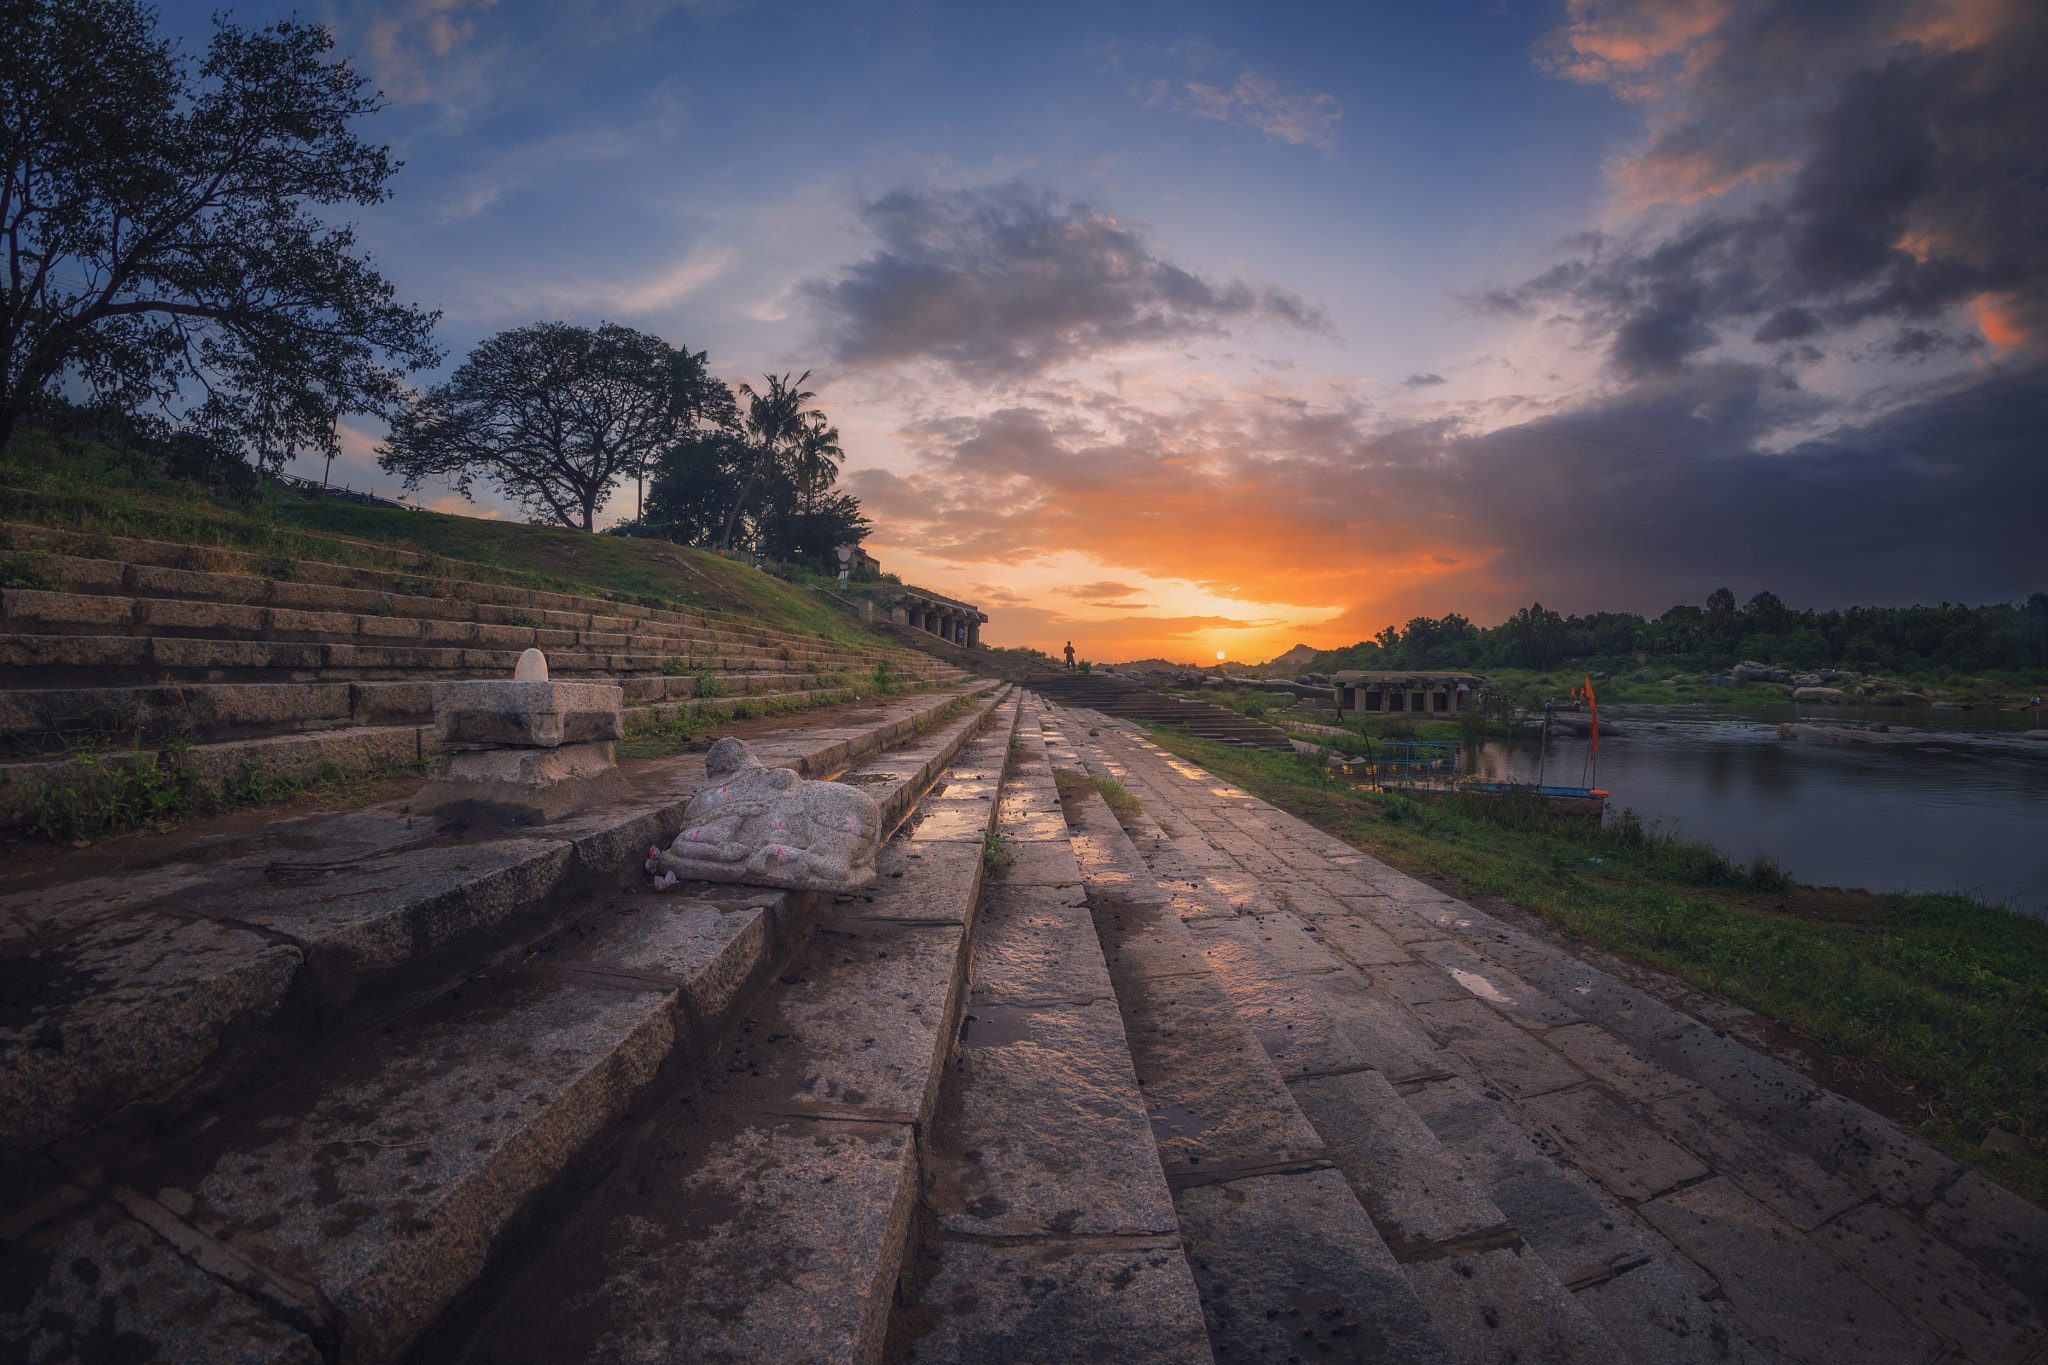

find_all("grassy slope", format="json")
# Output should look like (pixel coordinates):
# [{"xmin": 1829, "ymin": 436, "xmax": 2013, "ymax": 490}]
[
  {"xmin": 1135, "ymin": 722, "xmax": 2048, "ymax": 1209},
  {"xmin": 0, "ymin": 425, "xmax": 887, "ymax": 648}
]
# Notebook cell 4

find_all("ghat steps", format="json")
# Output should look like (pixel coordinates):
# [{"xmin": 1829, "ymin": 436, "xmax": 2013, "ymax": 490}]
[
  {"xmin": 1, "ymin": 682, "xmax": 1014, "ymax": 1361},
  {"xmin": 1028, "ymin": 672, "xmax": 1296, "ymax": 750},
  {"xmin": 0, "ymin": 522, "xmax": 969, "ymax": 822},
  {"xmin": 2, "ymin": 685, "xmax": 2043, "ymax": 1363}
]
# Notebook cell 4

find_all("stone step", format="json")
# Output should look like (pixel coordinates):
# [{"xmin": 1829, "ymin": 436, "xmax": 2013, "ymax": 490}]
[
  {"xmin": 0, "ymin": 665, "xmax": 966, "ymax": 759},
  {"xmin": 0, "ymin": 629, "xmax": 963, "ymax": 690},
  {"xmin": 0, "ymin": 683, "xmax": 1001, "ymax": 1160},
  {"xmin": 434, "ymin": 693, "xmax": 1028, "ymax": 1364},
  {"xmin": 1055, "ymin": 714, "xmax": 1639, "ymax": 1364},
  {"xmin": 0, "ymin": 688, "xmax": 1017, "ymax": 1364},
  {"xmin": 7, "ymin": 522, "xmax": 909, "ymax": 660},
  {"xmin": 2, "ymin": 584, "xmax": 949, "ymax": 682},
  {"xmin": 1072, "ymin": 712, "xmax": 2048, "ymax": 1365},
  {"xmin": 0, "ymin": 677, "xmax": 984, "ymax": 830},
  {"xmin": 1037, "ymin": 704, "xmax": 1459, "ymax": 1365},
  {"xmin": 886, "ymin": 695, "xmax": 1213, "ymax": 1364}
]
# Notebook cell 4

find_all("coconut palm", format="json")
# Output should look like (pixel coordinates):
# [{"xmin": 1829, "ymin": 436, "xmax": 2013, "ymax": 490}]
[{"xmin": 718, "ymin": 370, "xmax": 814, "ymax": 556}]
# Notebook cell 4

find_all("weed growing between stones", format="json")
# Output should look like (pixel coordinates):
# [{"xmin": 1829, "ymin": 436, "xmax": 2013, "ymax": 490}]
[
  {"xmin": 982, "ymin": 827, "xmax": 1014, "ymax": 873},
  {"xmin": 1136, "ymin": 721, "xmax": 2048, "ymax": 1207},
  {"xmin": 694, "ymin": 672, "xmax": 726, "ymax": 699},
  {"xmin": 1091, "ymin": 775, "xmax": 1144, "ymax": 819}
]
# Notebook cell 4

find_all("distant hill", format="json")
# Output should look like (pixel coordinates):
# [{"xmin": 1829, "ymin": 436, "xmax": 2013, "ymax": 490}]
[{"xmin": 1258, "ymin": 643, "xmax": 1319, "ymax": 672}]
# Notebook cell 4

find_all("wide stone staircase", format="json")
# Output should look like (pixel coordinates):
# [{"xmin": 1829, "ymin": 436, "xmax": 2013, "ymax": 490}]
[
  {"xmin": 1, "ymin": 677, "xmax": 1020, "ymax": 1361},
  {"xmin": 1029, "ymin": 672, "xmax": 1295, "ymax": 750},
  {"xmin": 4, "ymin": 683, "xmax": 2043, "ymax": 1364},
  {"xmin": 0, "ymin": 522, "xmax": 969, "ymax": 823}
]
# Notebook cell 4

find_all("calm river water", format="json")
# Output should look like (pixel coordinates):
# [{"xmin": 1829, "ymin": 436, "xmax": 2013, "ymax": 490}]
[{"xmin": 1459, "ymin": 701, "xmax": 2048, "ymax": 916}]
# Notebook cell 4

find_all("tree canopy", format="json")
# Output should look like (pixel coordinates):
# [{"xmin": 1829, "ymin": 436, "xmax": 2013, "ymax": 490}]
[
  {"xmin": 379, "ymin": 322, "xmax": 730, "ymax": 531},
  {"xmin": 1311, "ymin": 591, "xmax": 2048, "ymax": 678},
  {"xmin": 0, "ymin": 0, "xmax": 441, "ymax": 461}
]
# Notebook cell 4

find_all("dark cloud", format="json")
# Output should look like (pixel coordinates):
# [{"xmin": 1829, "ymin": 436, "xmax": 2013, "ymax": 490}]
[
  {"xmin": 1403, "ymin": 372, "xmax": 1447, "ymax": 387},
  {"xmin": 803, "ymin": 183, "xmax": 1327, "ymax": 378},
  {"xmin": 1514, "ymin": 2, "xmax": 2048, "ymax": 374}
]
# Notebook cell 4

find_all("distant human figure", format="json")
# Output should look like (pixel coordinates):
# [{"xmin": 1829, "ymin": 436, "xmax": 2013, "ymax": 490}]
[{"xmin": 1064, "ymin": 641, "xmax": 1076, "ymax": 670}]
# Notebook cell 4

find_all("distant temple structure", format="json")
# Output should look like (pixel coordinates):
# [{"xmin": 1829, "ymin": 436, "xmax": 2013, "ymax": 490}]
[
  {"xmin": 1330, "ymin": 670, "xmax": 1489, "ymax": 717},
  {"xmin": 883, "ymin": 587, "xmax": 986, "ymax": 647}
]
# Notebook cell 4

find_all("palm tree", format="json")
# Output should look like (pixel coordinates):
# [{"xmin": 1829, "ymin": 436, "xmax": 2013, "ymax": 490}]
[
  {"xmin": 718, "ymin": 370, "xmax": 813, "ymax": 557},
  {"xmin": 791, "ymin": 412, "xmax": 844, "ymax": 516}
]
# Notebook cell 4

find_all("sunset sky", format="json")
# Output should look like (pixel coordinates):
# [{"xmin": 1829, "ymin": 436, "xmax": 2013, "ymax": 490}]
[{"xmin": 156, "ymin": 0, "xmax": 2046, "ymax": 663}]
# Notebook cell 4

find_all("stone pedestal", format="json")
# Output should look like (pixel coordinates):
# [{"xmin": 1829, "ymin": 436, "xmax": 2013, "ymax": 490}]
[{"xmin": 415, "ymin": 649, "xmax": 629, "ymax": 825}]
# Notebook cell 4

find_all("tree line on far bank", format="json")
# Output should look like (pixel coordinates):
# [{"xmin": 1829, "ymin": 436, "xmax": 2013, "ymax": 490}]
[{"xmin": 1315, "ymin": 589, "xmax": 2048, "ymax": 681}]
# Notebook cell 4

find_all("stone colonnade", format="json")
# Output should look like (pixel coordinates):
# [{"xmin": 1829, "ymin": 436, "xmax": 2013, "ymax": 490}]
[{"xmin": 886, "ymin": 591, "xmax": 985, "ymax": 648}]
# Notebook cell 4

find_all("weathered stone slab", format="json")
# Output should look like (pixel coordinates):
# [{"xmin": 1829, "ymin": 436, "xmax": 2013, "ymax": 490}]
[
  {"xmin": 1641, "ymin": 1023, "xmax": 1821, "ymax": 1119},
  {"xmin": 1315, "ymin": 915, "xmax": 1414, "ymax": 966},
  {"xmin": 0, "ymin": 1199, "xmax": 322, "ymax": 1364},
  {"xmin": 1403, "ymin": 1244, "xmax": 1625, "ymax": 1365},
  {"xmin": 903, "ymin": 1239, "xmax": 1213, "ymax": 1365},
  {"xmin": 1519, "ymin": 1085, "xmax": 1709, "ymax": 1201},
  {"xmin": 1, "ymin": 912, "xmax": 303, "ymax": 1155},
  {"xmin": 1291, "ymin": 1068, "xmax": 1509, "ymax": 1254},
  {"xmin": 968, "ymin": 884, "xmax": 1109, "ymax": 1001},
  {"xmin": 431, "ymin": 677, "xmax": 623, "ymax": 748},
  {"xmin": 1921, "ymin": 1171, "xmax": 2048, "ymax": 1311},
  {"xmin": 1369, "ymin": 961, "xmax": 1472, "ymax": 1006},
  {"xmin": 1174, "ymin": 1170, "xmax": 1453, "ymax": 1365},
  {"xmin": 1638, "ymin": 1177, "xmax": 1942, "ymax": 1364},
  {"xmin": 1539, "ymin": 1022, "xmax": 1695, "ymax": 1105},
  {"xmin": 932, "ymin": 1001, "xmax": 1174, "ymax": 1238},
  {"xmin": 1407, "ymin": 998, "xmax": 1586, "ymax": 1098},
  {"xmin": 1648, "ymin": 1085, "xmax": 1863, "ymax": 1230},
  {"xmin": 1573, "ymin": 1257, "xmax": 1777, "ymax": 1365},
  {"xmin": 1766, "ymin": 1090, "xmax": 1960, "ymax": 1206},
  {"xmin": 1307, "ymin": 971, "xmax": 1450, "ymax": 1082},
  {"xmin": 417, "ymin": 737, "xmax": 630, "ymax": 824},
  {"xmin": 1405, "ymin": 1077, "xmax": 1654, "ymax": 1291},
  {"xmin": 120, "ymin": 970, "xmax": 680, "ymax": 1363},
  {"xmin": 1184, "ymin": 928, "xmax": 1368, "ymax": 1075},
  {"xmin": 1407, "ymin": 945, "xmax": 1587, "ymax": 1029},
  {"xmin": 998, "ymin": 837, "xmax": 1085, "ymax": 886},
  {"xmin": 1810, "ymin": 1201, "xmax": 2045, "ymax": 1364}
]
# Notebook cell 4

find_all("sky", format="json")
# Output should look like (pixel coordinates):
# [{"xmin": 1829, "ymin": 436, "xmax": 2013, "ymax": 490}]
[{"xmin": 156, "ymin": 0, "xmax": 2048, "ymax": 663}]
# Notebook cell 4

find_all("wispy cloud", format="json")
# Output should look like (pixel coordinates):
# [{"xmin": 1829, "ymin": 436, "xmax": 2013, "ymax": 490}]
[{"xmin": 1145, "ymin": 70, "xmax": 1344, "ymax": 150}]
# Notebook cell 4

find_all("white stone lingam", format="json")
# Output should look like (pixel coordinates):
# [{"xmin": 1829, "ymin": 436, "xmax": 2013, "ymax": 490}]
[
  {"xmin": 413, "ymin": 649, "xmax": 629, "ymax": 824},
  {"xmin": 646, "ymin": 737, "xmax": 881, "ymax": 890}
]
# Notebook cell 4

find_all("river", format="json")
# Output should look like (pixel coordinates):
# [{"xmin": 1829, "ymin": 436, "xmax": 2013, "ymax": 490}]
[{"xmin": 1458, "ymin": 700, "xmax": 2048, "ymax": 916}]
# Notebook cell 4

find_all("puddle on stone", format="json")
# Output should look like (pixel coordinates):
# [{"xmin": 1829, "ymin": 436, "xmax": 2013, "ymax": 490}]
[
  {"xmin": 1448, "ymin": 967, "xmax": 1513, "ymax": 1005},
  {"xmin": 959, "ymin": 1003, "xmax": 1037, "ymax": 1047},
  {"xmin": 1148, "ymin": 1102, "xmax": 1221, "ymax": 1140}
]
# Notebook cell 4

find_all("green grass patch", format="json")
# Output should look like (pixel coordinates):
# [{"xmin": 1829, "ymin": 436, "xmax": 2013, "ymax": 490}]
[
  {"xmin": 0, "ymin": 423, "xmax": 902, "ymax": 652},
  {"xmin": 983, "ymin": 826, "xmax": 1016, "ymax": 874},
  {"xmin": 3, "ymin": 744, "xmax": 430, "ymax": 841},
  {"xmin": 1092, "ymin": 775, "xmax": 1144, "ymax": 820},
  {"xmin": 1136, "ymin": 721, "xmax": 2048, "ymax": 1208}
]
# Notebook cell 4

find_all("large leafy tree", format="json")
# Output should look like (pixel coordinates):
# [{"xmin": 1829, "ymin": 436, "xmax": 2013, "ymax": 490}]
[
  {"xmin": 0, "ymin": 0, "xmax": 442, "ymax": 460},
  {"xmin": 379, "ymin": 322, "xmax": 729, "ymax": 531}
]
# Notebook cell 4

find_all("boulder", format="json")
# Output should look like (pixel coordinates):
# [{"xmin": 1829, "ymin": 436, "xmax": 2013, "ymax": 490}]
[
  {"xmin": 2023, "ymin": 730, "xmax": 2048, "ymax": 742},
  {"xmin": 1633, "ymin": 670, "xmax": 1652, "ymax": 682},
  {"xmin": 1792, "ymin": 687, "xmax": 1843, "ymax": 703},
  {"xmin": 648, "ymin": 737, "xmax": 882, "ymax": 890}
]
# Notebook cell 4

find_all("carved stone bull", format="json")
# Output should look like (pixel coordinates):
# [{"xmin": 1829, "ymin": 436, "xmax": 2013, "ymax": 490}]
[{"xmin": 646, "ymin": 737, "xmax": 881, "ymax": 890}]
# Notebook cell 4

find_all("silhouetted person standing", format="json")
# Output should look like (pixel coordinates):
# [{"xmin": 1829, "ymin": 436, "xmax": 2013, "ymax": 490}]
[{"xmin": 1064, "ymin": 641, "xmax": 1076, "ymax": 670}]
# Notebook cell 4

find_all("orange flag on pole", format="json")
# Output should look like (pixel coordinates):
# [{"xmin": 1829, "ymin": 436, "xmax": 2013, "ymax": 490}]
[{"xmin": 1582, "ymin": 675, "xmax": 1599, "ymax": 756}]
